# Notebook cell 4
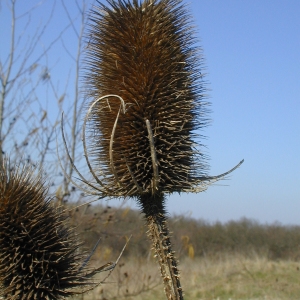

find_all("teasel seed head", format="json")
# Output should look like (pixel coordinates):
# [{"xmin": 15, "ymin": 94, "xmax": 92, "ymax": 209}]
[
  {"xmin": 85, "ymin": 0, "xmax": 206, "ymax": 196},
  {"xmin": 0, "ymin": 158, "xmax": 97, "ymax": 299},
  {"xmin": 63, "ymin": 0, "xmax": 242, "ymax": 199},
  {"xmin": 61, "ymin": 0, "xmax": 243, "ymax": 199}
]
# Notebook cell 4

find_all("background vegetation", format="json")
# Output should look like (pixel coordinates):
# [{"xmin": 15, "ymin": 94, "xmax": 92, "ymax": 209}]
[
  {"xmin": 69, "ymin": 202, "xmax": 300, "ymax": 262},
  {"xmin": 68, "ymin": 202, "xmax": 300, "ymax": 299}
]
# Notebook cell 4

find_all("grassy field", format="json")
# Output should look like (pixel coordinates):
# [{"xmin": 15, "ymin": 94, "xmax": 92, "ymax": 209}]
[
  {"xmin": 75, "ymin": 252, "xmax": 300, "ymax": 300},
  {"xmin": 67, "ymin": 204, "xmax": 300, "ymax": 299}
]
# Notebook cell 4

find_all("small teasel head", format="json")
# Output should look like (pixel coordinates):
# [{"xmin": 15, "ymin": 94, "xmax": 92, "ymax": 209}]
[{"xmin": 0, "ymin": 158, "xmax": 99, "ymax": 299}]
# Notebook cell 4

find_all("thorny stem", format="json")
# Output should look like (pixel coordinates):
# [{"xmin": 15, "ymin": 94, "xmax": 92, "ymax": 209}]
[{"xmin": 139, "ymin": 193, "xmax": 184, "ymax": 300}]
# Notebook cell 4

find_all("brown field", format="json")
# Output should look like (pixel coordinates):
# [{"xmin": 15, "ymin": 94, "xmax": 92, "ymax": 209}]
[
  {"xmin": 69, "ymin": 203, "xmax": 300, "ymax": 299},
  {"xmin": 74, "ymin": 253, "xmax": 300, "ymax": 300}
]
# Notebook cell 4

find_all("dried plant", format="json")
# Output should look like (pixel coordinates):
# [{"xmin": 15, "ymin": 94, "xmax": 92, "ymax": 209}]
[
  {"xmin": 61, "ymin": 0, "xmax": 243, "ymax": 299},
  {"xmin": 0, "ymin": 157, "xmax": 118, "ymax": 299}
]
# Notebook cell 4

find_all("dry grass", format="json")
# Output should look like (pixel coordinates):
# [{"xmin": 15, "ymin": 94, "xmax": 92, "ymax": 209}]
[
  {"xmin": 67, "ymin": 204, "xmax": 300, "ymax": 299},
  {"xmin": 74, "ymin": 252, "xmax": 300, "ymax": 300},
  {"xmin": 180, "ymin": 253, "xmax": 300, "ymax": 300}
]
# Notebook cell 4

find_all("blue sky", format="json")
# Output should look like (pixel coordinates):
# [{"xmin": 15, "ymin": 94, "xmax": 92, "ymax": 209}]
[
  {"xmin": 172, "ymin": 0, "xmax": 300, "ymax": 225},
  {"xmin": 1, "ymin": 0, "xmax": 299, "ymax": 225}
]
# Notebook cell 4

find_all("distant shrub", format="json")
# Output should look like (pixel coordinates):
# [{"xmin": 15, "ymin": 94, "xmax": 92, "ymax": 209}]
[{"xmin": 69, "ymin": 204, "xmax": 300, "ymax": 261}]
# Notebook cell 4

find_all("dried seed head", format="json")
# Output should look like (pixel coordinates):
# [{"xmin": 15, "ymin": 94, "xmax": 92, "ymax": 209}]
[
  {"xmin": 0, "ymin": 159, "xmax": 95, "ymax": 299},
  {"xmin": 84, "ymin": 0, "xmax": 208, "ymax": 197}
]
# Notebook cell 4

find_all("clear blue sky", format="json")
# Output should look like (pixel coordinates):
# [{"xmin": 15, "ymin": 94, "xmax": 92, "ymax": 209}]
[{"xmin": 1, "ymin": 0, "xmax": 300, "ymax": 225}]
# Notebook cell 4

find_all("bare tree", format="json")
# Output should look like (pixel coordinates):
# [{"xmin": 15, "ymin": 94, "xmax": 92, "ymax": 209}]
[
  {"xmin": 0, "ymin": 0, "xmax": 66, "ymax": 165},
  {"xmin": 57, "ymin": 0, "xmax": 89, "ymax": 204},
  {"xmin": 0, "ymin": 0, "xmax": 89, "ymax": 198}
]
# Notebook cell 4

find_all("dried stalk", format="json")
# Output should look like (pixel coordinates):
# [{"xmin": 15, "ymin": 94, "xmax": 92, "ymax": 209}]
[{"xmin": 146, "ymin": 209, "xmax": 183, "ymax": 299}]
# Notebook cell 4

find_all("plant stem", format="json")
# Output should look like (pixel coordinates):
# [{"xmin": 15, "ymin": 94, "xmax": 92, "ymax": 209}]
[{"xmin": 139, "ymin": 194, "xmax": 184, "ymax": 300}]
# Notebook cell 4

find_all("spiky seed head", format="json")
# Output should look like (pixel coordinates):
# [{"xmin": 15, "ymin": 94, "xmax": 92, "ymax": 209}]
[
  {"xmin": 85, "ymin": 0, "xmax": 208, "ymax": 197},
  {"xmin": 0, "ymin": 159, "xmax": 95, "ymax": 299}
]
